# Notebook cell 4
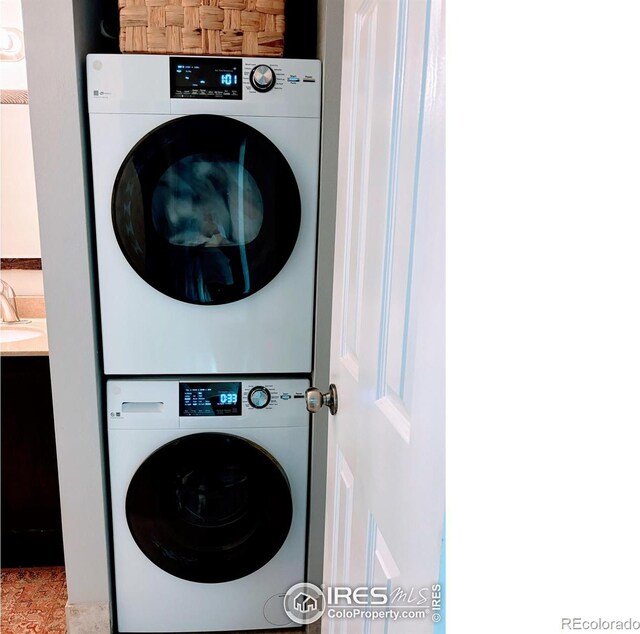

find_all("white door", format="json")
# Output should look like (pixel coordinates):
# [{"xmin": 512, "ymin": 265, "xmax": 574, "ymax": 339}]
[{"xmin": 322, "ymin": 0, "xmax": 445, "ymax": 632}]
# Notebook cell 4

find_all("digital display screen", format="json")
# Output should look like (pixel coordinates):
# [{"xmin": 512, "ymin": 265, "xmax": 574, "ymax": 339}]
[
  {"xmin": 180, "ymin": 382, "xmax": 243, "ymax": 416},
  {"xmin": 170, "ymin": 57, "xmax": 243, "ymax": 100}
]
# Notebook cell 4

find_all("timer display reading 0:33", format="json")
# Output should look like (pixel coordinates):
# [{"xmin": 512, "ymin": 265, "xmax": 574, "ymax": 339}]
[
  {"xmin": 217, "ymin": 392, "xmax": 238, "ymax": 405},
  {"xmin": 179, "ymin": 382, "xmax": 242, "ymax": 416}
]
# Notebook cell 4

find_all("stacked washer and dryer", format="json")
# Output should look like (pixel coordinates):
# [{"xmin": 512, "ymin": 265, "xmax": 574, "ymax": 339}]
[{"xmin": 87, "ymin": 54, "xmax": 321, "ymax": 632}]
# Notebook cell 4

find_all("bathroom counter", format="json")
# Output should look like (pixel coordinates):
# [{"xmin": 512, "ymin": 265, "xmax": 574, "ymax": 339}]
[{"xmin": 0, "ymin": 318, "xmax": 49, "ymax": 356}]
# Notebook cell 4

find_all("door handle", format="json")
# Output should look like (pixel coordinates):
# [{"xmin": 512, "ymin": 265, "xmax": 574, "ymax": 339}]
[{"xmin": 305, "ymin": 384, "xmax": 338, "ymax": 416}]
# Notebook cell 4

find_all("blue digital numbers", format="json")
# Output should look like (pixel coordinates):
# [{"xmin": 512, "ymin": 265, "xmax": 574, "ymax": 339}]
[
  {"xmin": 218, "ymin": 392, "xmax": 238, "ymax": 405},
  {"xmin": 180, "ymin": 382, "xmax": 241, "ymax": 416},
  {"xmin": 220, "ymin": 73, "xmax": 237, "ymax": 86}
]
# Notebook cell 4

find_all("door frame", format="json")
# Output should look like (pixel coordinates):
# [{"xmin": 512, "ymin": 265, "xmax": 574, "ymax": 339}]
[{"xmin": 308, "ymin": 0, "xmax": 348, "ymax": 588}]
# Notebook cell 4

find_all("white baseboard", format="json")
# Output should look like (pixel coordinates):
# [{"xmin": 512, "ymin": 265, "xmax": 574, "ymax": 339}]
[{"xmin": 66, "ymin": 601, "xmax": 110, "ymax": 634}]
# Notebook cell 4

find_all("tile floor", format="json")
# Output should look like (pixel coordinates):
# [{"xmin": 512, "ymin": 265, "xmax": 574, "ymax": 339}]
[
  {"xmin": 1, "ymin": 566, "xmax": 67, "ymax": 634},
  {"xmin": 1, "ymin": 566, "xmax": 317, "ymax": 634}
]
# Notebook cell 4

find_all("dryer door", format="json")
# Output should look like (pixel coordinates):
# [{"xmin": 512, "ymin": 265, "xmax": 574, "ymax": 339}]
[
  {"xmin": 125, "ymin": 432, "xmax": 293, "ymax": 583},
  {"xmin": 112, "ymin": 114, "xmax": 301, "ymax": 305}
]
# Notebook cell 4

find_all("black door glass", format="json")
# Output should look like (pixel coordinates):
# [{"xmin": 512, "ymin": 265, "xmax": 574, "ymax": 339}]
[
  {"xmin": 125, "ymin": 433, "xmax": 293, "ymax": 583},
  {"xmin": 112, "ymin": 115, "xmax": 301, "ymax": 305}
]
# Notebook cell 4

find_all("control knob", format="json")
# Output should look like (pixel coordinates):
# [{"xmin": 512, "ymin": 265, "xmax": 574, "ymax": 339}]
[
  {"xmin": 248, "ymin": 386, "xmax": 271, "ymax": 409},
  {"xmin": 249, "ymin": 64, "xmax": 276, "ymax": 93}
]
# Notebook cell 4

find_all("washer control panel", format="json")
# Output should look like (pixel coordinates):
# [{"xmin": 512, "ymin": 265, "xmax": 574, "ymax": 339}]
[
  {"xmin": 242, "ymin": 380, "xmax": 305, "ymax": 412},
  {"xmin": 107, "ymin": 378, "xmax": 310, "ymax": 430},
  {"xmin": 177, "ymin": 380, "xmax": 305, "ymax": 416}
]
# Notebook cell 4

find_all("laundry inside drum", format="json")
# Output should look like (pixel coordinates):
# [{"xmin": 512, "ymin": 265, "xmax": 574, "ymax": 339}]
[{"xmin": 151, "ymin": 154, "xmax": 264, "ymax": 248}]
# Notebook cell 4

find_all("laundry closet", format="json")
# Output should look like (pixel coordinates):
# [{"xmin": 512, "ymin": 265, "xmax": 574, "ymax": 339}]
[{"xmin": 20, "ymin": 1, "xmax": 344, "ymax": 632}]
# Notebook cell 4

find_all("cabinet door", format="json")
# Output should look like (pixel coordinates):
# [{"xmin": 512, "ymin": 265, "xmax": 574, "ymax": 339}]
[{"xmin": 1, "ymin": 357, "xmax": 64, "ymax": 566}]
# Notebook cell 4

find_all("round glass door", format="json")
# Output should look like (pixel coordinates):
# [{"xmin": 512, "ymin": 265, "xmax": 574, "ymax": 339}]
[
  {"xmin": 125, "ymin": 433, "xmax": 293, "ymax": 583},
  {"xmin": 113, "ymin": 114, "xmax": 301, "ymax": 305}
]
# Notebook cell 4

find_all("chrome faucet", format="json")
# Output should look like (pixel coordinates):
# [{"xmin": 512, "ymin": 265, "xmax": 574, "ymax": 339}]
[{"xmin": 0, "ymin": 279, "xmax": 28, "ymax": 324}]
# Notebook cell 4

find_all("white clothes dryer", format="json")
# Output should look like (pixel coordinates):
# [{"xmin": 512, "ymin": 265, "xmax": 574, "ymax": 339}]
[
  {"xmin": 107, "ymin": 377, "xmax": 309, "ymax": 632},
  {"xmin": 87, "ymin": 55, "xmax": 321, "ymax": 375}
]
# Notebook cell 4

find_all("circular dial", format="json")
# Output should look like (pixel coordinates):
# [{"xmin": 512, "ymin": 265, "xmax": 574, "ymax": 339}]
[
  {"xmin": 248, "ymin": 386, "xmax": 271, "ymax": 409},
  {"xmin": 250, "ymin": 65, "xmax": 276, "ymax": 93}
]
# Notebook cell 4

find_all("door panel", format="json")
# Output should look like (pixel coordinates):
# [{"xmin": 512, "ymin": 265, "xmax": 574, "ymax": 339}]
[
  {"xmin": 365, "ymin": 521, "xmax": 401, "ymax": 634},
  {"xmin": 324, "ymin": 0, "xmax": 444, "ymax": 632},
  {"xmin": 327, "ymin": 450, "xmax": 355, "ymax": 634}
]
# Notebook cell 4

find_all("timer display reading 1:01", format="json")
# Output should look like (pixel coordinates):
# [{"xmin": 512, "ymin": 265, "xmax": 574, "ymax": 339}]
[{"xmin": 220, "ymin": 73, "xmax": 238, "ymax": 86}]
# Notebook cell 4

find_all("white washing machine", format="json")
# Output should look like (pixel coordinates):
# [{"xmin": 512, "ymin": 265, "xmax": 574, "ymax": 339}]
[
  {"xmin": 87, "ymin": 55, "xmax": 321, "ymax": 375},
  {"xmin": 107, "ymin": 377, "xmax": 309, "ymax": 632}
]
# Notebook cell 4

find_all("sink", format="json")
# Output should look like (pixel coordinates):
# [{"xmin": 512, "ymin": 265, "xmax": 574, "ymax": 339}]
[{"xmin": 0, "ymin": 326, "xmax": 42, "ymax": 343}]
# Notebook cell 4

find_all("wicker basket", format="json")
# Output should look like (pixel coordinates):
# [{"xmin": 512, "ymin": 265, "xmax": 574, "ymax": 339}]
[{"xmin": 119, "ymin": 0, "xmax": 285, "ymax": 57}]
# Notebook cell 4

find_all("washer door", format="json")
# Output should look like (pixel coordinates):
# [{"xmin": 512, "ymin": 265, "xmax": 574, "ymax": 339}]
[
  {"xmin": 125, "ymin": 432, "xmax": 293, "ymax": 583},
  {"xmin": 112, "ymin": 114, "xmax": 301, "ymax": 305}
]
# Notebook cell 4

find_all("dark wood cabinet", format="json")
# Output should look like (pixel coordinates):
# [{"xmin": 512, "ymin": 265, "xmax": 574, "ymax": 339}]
[{"xmin": 1, "ymin": 356, "xmax": 64, "ymax": 567}]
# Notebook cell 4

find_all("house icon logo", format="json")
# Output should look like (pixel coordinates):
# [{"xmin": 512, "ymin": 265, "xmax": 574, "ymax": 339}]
[
  {"xmin": 284, "ymin": 582, "xmax": 326, "ymax": 624},
  {"xmin": 293, "ymin": 592, "xmax": 318, "ymax": 613}
]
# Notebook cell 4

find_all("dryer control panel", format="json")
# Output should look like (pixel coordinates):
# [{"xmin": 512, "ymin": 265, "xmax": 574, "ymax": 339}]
[
  {"xmin": 169, "ymin": 57, "xmax": 313, "ymax": 99},
  {"xmin": 87, "ymin": 54, "xmax": 321, "ymax": 118},
  {"xmin": 171, "ymin": 57, "xmax": 243, "ymax": 100}
]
